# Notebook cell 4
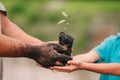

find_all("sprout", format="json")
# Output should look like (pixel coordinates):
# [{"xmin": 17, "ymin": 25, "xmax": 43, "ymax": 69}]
[
  {"xmin": 66, "ymin": 23, "xmax": 69, "ymax": 25},
  {"xmin": 61, "ymin": 11, "xmax": 68, "ymax": 18},
  {"xmin": 57, "ymin": 11, "xmax": 69, "ymax": 27},
  {"xmin": 57, "ymin": 19, "xmax": 66, "ymax": 25}
]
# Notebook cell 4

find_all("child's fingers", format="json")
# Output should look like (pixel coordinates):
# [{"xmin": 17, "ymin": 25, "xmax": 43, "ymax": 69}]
[
  {"xmin": 36, "ymin": 63, "xmax": 42, "ymax": 67},
  {"xmin": 67, "ymin": 61, "xmax": 81, "ymax": 66}
]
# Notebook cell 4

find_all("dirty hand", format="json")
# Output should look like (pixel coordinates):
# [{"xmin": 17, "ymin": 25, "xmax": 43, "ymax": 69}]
[{"xmin": 27, "ymin": 43, "xmax": 72, "ymax": 68}]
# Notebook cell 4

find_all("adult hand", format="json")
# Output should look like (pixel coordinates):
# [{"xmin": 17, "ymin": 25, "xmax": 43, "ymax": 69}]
[
  {"xmin": 36, "ymin": 41, "xmax": 58, "ymax": 67},
  {"xmin": 27, "ymin": 42, "xmax": 72, "ymax": 68}
]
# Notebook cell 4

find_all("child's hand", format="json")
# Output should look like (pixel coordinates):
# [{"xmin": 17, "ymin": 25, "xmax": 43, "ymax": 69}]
[{"xmin": 50, "ymin": 58, "xmax": 85, "ymax": 73}]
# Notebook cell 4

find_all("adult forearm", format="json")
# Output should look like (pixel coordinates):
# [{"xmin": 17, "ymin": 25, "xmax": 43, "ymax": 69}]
[
  {"xmin": 1, "ymin": 15, "xmax": 43, "ymax": 44},
  {"xmin": 3, "ymin": 21, "xmax": 43, "ymax": 44},
  {"xmin": 82, "ymin": 63, "xmax": 120, "ymax": 76},
  {"xmin": 0, "ymin": 34, "xmax": 36, "ymax": 57}
]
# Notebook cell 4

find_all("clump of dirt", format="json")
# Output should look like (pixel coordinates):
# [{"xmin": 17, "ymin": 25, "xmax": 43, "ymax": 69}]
[
  {"xmin": 59, "ymin": 32, "xmax": 74, "ymax": 56},
  {"xmin": 54, "ymin": 32, "xmax": 74, "ymax": 66}
]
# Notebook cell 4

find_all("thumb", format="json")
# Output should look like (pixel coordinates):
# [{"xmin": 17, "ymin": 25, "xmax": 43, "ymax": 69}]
[{"xmin": 68, "ymin": 61, "xmax": 81, "ymax": 66}]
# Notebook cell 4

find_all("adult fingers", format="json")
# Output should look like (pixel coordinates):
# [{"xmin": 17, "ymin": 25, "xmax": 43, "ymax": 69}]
[
  {"xmin": 46, "ymin": 41, "xmax": 59, "ymax": 44},
  {"xmin": 55, "ymin": 54, "xmax": 72, "ymax": 62},
  {"xmin": 46, "ymin": 43, "xmax": 64, "ymax": 51},
  {"xmin": 53, "ymin": 44, "xmax": 65, "ymax": 51}
]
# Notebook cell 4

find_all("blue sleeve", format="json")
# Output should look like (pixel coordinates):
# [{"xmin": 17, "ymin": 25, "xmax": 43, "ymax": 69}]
[{"xmin": 93, "ymin": 36, "xmax": 114, "ymax": 63}]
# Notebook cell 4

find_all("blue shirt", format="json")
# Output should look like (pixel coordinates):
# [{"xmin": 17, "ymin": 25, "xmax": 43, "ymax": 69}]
[{"xmin": 93, "ymin": 33, "xmax": 120, "ymax": 80}]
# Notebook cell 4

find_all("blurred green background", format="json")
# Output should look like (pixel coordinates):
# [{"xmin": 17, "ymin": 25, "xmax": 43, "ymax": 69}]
[
  {"xmin": 1, "ymin": 0, "xmax": 120, "ymax": 80},
  {"xmin": 1, "ymin": 0, "xmax": 120, "ymax": 54}
]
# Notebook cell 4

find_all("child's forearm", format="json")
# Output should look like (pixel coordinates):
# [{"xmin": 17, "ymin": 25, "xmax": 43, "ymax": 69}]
[
  {"xmin": 82, "ymin": 63, "xmax": 120, "ymax": 76},
  {"xmin": 74, "ymin": 50, "xmax": 99, "ymax": 63}
]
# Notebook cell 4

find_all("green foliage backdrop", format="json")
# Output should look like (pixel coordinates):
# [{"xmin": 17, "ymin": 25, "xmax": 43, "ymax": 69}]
[{"xmin": 1, "ymin": 0, "xmax": 120, "ymax": 54}]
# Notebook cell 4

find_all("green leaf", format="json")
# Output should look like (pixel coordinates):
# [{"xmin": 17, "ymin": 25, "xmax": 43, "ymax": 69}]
[
  {"xmin": 57, "ymin": 19, "xmax": 66, "ymax": 25},
  {"xmin": 61, "ymin": 11, "xmax": 68, "ymax": 18}
]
